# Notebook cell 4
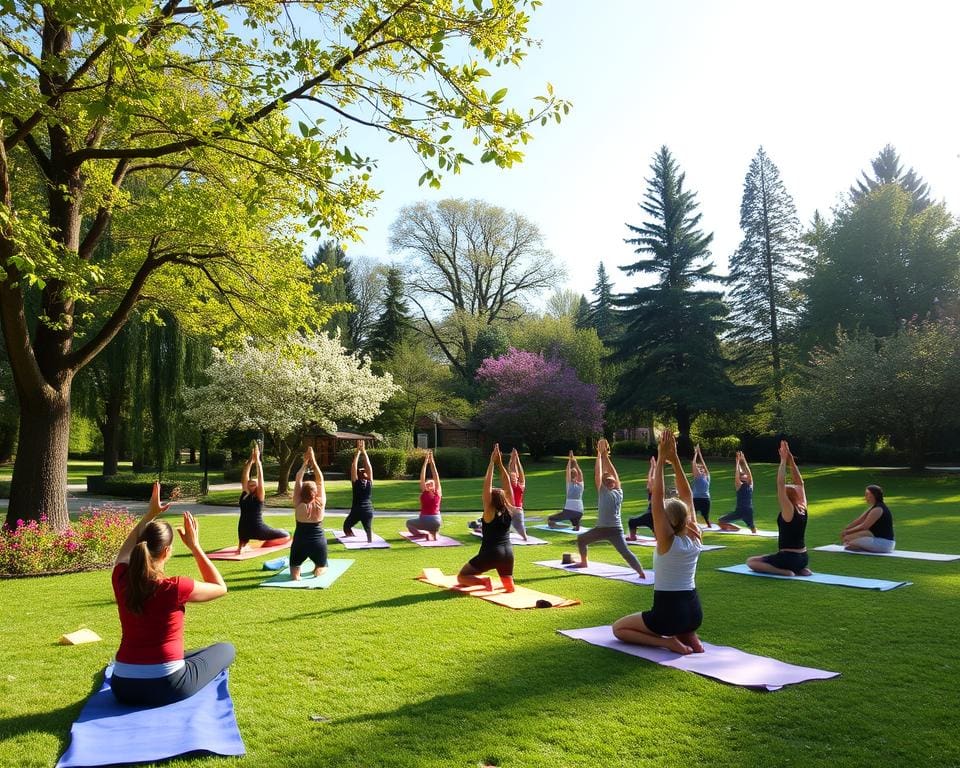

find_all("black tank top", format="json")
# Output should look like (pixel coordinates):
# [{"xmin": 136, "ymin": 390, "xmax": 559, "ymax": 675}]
[
  {"xmin": 239, "ymin": 491, "xmax": 262, "ymax": 520},
  {"xmin": 352, "ymin": 479, "xmax": 373, "ymax": 511},
  {"xmin": 480, "ymin": 510, "xmax": 512, "ymax": 550},
  {"xmin": 777, "ymin": 507, "xmax": 807, "ymax": 550},
  {"xmin": 869, "ymin": 503, "xmax": 894, "ymax": 540}
]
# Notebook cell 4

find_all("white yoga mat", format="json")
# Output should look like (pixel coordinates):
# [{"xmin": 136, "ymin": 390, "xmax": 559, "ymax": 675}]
[
  {"xmin": 533, "ymin": 524, "xmax": 593, "ymax": 535},
  {"xmin": 535, "ymin": 559, "xmax": 654, "ymax": 586},
  {"xmin": 625, "ymin": 536, "xmax": 725, "ymax": 553},
  {"xmin": 558, "ymin": 625, "xmax": 840, "ymax": 691},
  {"xmin": 718, "ymin": 563, "xmax": 910, "ymax": 591},
  {"xmin": 702, "ymin": 527, "xmax": 778, "ymax": 538},
  {"xmin": 333, "ymin": 531, "xmax": 390, "ymax": 549},
  {"xmin": 814, "ymin": 544, "xmax": 960, "ymax": 562},
  {"xmin": 399, "ymin": 531, "xmax": 462, "ymax": 547},
  {"xmin": 470, "ymin": 529, "xmax": 548, "ymax": 546}
]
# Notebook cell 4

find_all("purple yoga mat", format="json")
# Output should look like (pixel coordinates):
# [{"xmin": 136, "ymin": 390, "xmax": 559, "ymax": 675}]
[
  {"xmin": 333, "ymin": 531, "xmax": 390, "ymax": 549},
  {"xmin": 558, "ymin": 625, "xmax": 840, "ymax": 691},
  {"xmin": 399, "ymin": 531, "xmax": 462, "ymax": 547}
]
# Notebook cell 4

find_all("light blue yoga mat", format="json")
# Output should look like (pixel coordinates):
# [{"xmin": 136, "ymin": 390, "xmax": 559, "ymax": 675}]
[
  {"xmin": 56, "ymin": 667, "xmax": 244, "ymax": 767},
  {"xmin": 262, "ymin": 556, "xmax": 289, "ymax": 571},
  {"xmin": 718, "ymin": 563, "xmax": 911, "ymax": 591},
  {"xmin": 260, "ymin": 558, "xmax": 354, "ymax": 588}
]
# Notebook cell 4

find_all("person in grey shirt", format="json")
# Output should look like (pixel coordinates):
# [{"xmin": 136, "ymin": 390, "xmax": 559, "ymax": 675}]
[{"xmin": 570, "ymin": 438, "xmax": 646, "ymax": 578}]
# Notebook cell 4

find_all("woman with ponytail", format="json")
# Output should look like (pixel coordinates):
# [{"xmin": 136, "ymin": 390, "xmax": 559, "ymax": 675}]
[{"xmin": 110, "ymin": 482, "xmax": 233, "ymax": 707}]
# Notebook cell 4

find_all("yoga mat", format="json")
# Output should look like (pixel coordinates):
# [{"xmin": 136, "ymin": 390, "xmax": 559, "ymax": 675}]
[
  {"xmin": 262, "ymin": 556, "xmax": 289, "ymax": 571},
  {"xmin": 625, "ymin": 536, "xmax": 725, "ymax": 553},
  {"xmin": 417, "ymin": 568, "xmax": 580, "ymax": 609},
  {"xmin": 56, "ymin": 667, "xmax": 244, "ymax": 767},
  {"xmin": 533, "ymin": 524, "xmax": 593, "ymax": 535},
  {"xmin": 333, "ymin": 531, "xmax": 390, "ymax": 549},
  {"xmin": 534, "ymin": 559, "xmax": 655, "ymax": 586},
  {"xmin": 470, "ymin": 529, "xmax": 549, "ymax": 546},
  {"xmin": 814, "ymin": 544, "xmax": 960, "ymax": 562},
  {"xmin": 558, "ymin": 626, "xmax": 840, "ymax": 691},
  {"xmin": 718, "ymin": 563, "xmax": 911, "ymax": 591},
  {"xmin": 701, "ymin": 527, "xmax": 778, "ymax": 538},
  {"xmin": 260, "ymin": 559, "xmax": 353, "ymax": 589},
  {"xmin": 399, "ymin": 531, "xmax": 463, "ymax": 547},
  {"xmin": 207, "ymin": 541, "xmax": 290, "ymax": 560}
]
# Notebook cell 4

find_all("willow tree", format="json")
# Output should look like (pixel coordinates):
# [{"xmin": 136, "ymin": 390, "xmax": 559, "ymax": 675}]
[{"xmin": 0, "ymin": 0, "xmax": 568, "ymax": 528}]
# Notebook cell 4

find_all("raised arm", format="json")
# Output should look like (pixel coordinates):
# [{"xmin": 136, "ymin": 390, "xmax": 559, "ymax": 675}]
[
  {"xmin": 566, "ymin": 451, "xmax": 573, "ymax": 485},
  {"xmin": 788, "ymin": 452, "xmax": 806, "ymax": 508},
  {"xmin": 600, "ymin": 441, "xmax": 621, "ymax": 489},
  {"xmin": 240, "ymin": 449, "xmax": 254, "ymax": 488},
  {"xmin": 695, "ymin": 445, "xmax": 709, "ymax": 478},
  {"xmin": 741, "ymin": 452, "xmax": 753, "ymax": 486},
  {"xmin": 116, "ymin": 482, "xmax": 169, "ymax": 565},
  {"xmin": 294, "ymin": 448, "xmax": 309, "ymax": 501},
  {"xmin": 350, "ymin": 442, "xmax": 360, "ymax": 482},
  {"xmin": 420, "ymin": 452, "xmax": 429, "ymax": 492},
  {"xmin": 305, "ymin": 447, "xmax": 324, "ymax": 506},
  {"xmin": 515, "ymin": 452, "xmax": 526, "ymax": 487},
  {"xmin": 361, "ymin": 441, "xmax": 373, "ymax": 480},
  {"xmin": 651, "ymin": 432, "xmax": 671, "ymax": 549},
  {"xmin": 734, "ymin": 451, "xmax": 742, "ymax": 490},
  {"xmin": 177, "ymin": 511, "xmax": 228, "ymax": 602},
  {"xmin": 253, "ymin": 445, "xmax": 265, "ymax": 501},
  {"xmin": 776, "ymin": 441, "xmax": 793, "ymax": 518},
  {"xmin": 647, "ymin": 454, "xmax": 656, "ymax": 486},
  {"xmin": 430, "ymin": 452, "xmax": 442, "ymax": 496},
  {"xmin": 594, "ymin": 439, "xmax": 604, "ymax": 491},
  {"xmin": 483, "ymin": 445, "xmax": 498, "ymax": 508}
]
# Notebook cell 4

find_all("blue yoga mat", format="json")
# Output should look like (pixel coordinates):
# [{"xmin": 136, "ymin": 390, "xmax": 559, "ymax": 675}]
[
  {"xmin": 717, "ymin": 563, "xmax": 911, "ymax": 591},
  {"xmin": 56, "ymin": 667, "xmax": 244, "ymax": 768},
  {"xmin": 260, "ymin": 558, "xmax": 354, "ymax": 588}
]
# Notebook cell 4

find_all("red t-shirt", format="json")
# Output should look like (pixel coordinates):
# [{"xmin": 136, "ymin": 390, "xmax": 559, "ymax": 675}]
[
  {"xmin": 511, "ymin": 482, "xmax": 525, "ymax": 508},
  {"xmin": 112, "ymin": 563, "xmax": 195, "ymax": 664},
  {"xmin": 419, "ymin": 489, "xmax": 441, "ymax": 516}
]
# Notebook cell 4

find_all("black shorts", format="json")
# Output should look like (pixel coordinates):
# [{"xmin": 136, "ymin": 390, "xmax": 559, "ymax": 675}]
[
  {"xmin": 761, "ymin": 550, "xmax": 808, "ymax": 574},
  {"xmin": 642, "ymin": 589, "xmax": 702, "ymax": 636},
  {"xmin": 468, "ymin": 544, "xmax": 514, "ymax": 577},
  {"xmin": 693, "ymin": 497, "xmax": 711, "ymax": 517},
  {"xmin": 290, "ymin": 522, "xmax": 328, "ymax": 568}
]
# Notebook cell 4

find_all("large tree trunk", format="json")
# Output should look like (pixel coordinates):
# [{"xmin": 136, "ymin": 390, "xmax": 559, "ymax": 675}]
[
  {"xmin": 6, "ymin": 387, "xmax": 72, "ymax": 530},
  {"xmin": 675, "ymin": 405, "xmax": 694, "ymax": 458},
  {"xmin": 275, "ymin": 439, "xmax": 296, "ymax": 496}
]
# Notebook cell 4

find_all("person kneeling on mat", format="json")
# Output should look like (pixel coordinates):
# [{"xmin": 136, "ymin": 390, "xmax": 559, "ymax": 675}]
[
  {"xmin": 291, "ymin": 447, "xmax": 328, "ymax": 581},
  {"xmin": 458, "ymin": 444, "xmax": 518, "ymax": 593},
  {"xmin": 547, "ymin": 451, "xmax": 585, "ymax": 530},
  {"xmin": 613, "ymin": 429, "xmax": 704, "ymax": 655},
  {"xmin": 237, "ymin": 444, "xmax": 291, "ymax": 553},
  {"xmin": 406, "ymin": 451, "xmax": 443, "ymax": 540},
  {"xmin": 110, "ymin": 483, "xmax": 234, "ymax": 706},
  {"xmin": 746, "ymin": 440, "xmax": 811, "ymax": 577}
]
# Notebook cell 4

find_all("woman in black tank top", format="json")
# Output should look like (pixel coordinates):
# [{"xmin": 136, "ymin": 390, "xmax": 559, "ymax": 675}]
[
  {"xmin": 746, "ymin": 440, "xmax": 812, "ymax": 577},
  {"xmin": 457, "ymin": 444, "xmax": 519, "ymax": 593},
  {"xmin": 841, "ymin": 485, "xmax": 895, "ymax": 552}
]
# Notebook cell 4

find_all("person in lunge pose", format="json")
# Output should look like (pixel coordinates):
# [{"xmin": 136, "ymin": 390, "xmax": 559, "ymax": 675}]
[
  {"xmin": 746, "ymin": 440, "xmax": 811, "ymax": 576},
  {"xmin": 547, "ymin": 451, "xmax": 585, "ymax": 530},
  {"xmin": 627, "ymin": 455, "xmax": 658, "ymax": 539},
  {"xmin": 457, "ymin": 444, "xmax": 518, "ymax": 592},
  {"xmin": 571, "ymin": 439, "xmax": 646, "ymax": 578},
  {"xmin": 290, "ymin": 446, "xmax": 328, "ymax": 581},
  {"xmin": 691, "ymin": 444, "xmax": 713, "ymax": 528},
  {"xmin": 406, "ymin": 451, "xmax": 443, "ymax": 540},
  {"xmin": 717, "ymin": 451, "xmax": 756, "ymax": 533},
  {"xmin": 110, "ymin": 483, "xmax": 233, "ymax": 706},
  {"xmin": 507, "ymin": 448, "xmax": 529, "ymax": 541},
  {"xmin": 236, "ymin": 444, "xmax": 290, "ymax": 553},
  {"xmin": 613, "ymin": 429, "xmax": 704, "ymax": 654},
  {"xmin": 840, "ymin": 485, "xmax": 895, "ymax": 553},
  {"xmin": 344, "ymin": 440, "xmax": 375, "ymax": 543}
]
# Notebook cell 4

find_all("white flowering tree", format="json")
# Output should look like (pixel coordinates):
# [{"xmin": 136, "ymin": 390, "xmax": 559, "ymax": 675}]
[{"xmin": 185, "ymin": 333, "xmax": 397, "ymax": 494}]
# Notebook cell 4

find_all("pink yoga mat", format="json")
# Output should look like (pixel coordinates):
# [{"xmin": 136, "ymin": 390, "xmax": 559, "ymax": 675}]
[
  {"xmin": 399, "ymin": 531, "xmax": 462, "ymax": 547},
  {"xmin": 559, "ymin": 625, "xmax": 840, "ymax": 691},
  {"xmin": 207, "ymin": 542, "xmax": 290, "ymax": 560}
]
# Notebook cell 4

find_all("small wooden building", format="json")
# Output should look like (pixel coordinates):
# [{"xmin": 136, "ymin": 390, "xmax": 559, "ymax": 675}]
[
  {"xmin": 304, "ymin": 430, "xmax": 377, "ymax": 468},
  {"xmin": 414, "ymin": 415, "xmax": 485, "ymax": 450}
]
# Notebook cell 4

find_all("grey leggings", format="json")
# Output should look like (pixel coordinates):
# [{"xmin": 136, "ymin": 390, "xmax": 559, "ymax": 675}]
[
  {"xmin": 511, "ymin": 508, "xmax": 527, "ymax": 538},
  {"xmin": 577, "ymin": 526, "xmax": 644, "ymax": 573},
  {"xmin": 109, "ymin": 643, "xmax": 236, "ymax": 707},
  {"xmin": 406, "ymin": 515, "xmax": 442, "ymax": 534}
]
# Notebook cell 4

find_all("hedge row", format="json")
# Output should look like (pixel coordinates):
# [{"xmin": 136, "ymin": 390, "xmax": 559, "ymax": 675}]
[
  {"xmin": 334, "ymin": 448, "xmax": 408, "ymax": 480},
  {"xmin": 222, "ymin": 463, "xmax": 289, "ymax": 483},
  {"xmin": 86, "ymin": 473, "xmax": 203, "ymax": 500}
]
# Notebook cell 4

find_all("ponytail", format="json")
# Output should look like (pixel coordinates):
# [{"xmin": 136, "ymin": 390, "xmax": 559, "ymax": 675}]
[{"xmin": 125, "ymin": 520, "xmax": 173, "ymax": 614}]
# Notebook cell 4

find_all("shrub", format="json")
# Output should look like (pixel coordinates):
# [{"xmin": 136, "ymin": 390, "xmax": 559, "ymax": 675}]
[
  {"xmin": 87, "ymin": 473, "xmax": 202, "ymax": 499},
  {"xmin": 222, "ymin": 464, "xmax": 289, "ymax": 482},
  {"xmin": 611, "ymin": 440, "xmax": 656, "ymax": 457},
  {"xmin": 697, "ymin": 435, "xmax": 740, "ymax": 458},
  {"xmin": 0, "ymin": 507, "xmax": 137, "ymax": 576},
  {"xmin": 333, "ymin": 448, "xmax": 407, "ymax": 479},
  {"xmin": 432, "ymin": 447, "xmax": 484, "ymax": 478},
  {"xmin": 405, "ymin": 449, "xmax": 429, "ymax": 476}
]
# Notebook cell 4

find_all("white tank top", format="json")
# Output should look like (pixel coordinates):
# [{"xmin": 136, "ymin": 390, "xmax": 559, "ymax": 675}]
[
  {"xmin": 652, "ymin": 535, "xmax": 701, "ymax": 591},
  {"xmin": 564, "ymin": 481, "xmax": 584, "ymax": 512}
]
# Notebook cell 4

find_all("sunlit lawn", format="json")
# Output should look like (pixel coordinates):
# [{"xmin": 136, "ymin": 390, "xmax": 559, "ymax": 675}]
[{"xmin": 1, "ymin": 462, "xmax": 959, "ymax": 767}]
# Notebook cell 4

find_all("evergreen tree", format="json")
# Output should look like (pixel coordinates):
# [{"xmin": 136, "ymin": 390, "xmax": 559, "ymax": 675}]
[
  {"xmin": 728, "ymin": 147, "xmax": 803, "ymax": 412},
  {"xmin": 574, "ymin": 295, "xmax": 592, "ymax": 330},
  {"xmin": 307, "ymin": 240, "xmax": 354, "ymax": 342},
  {"xmin": 588, "ymin": 262, "xmax": 618, "ymax": 341},
  {"xmin": 366, "ymin": 267, "xmax": 411, "ymax": 361},
  {"xmin": 850, "ymin": 144, "xmax": 931, "ymax": 211},
  {"xmin": 613, "ymin": 146, "xmax": 748, "ymax": 451}
]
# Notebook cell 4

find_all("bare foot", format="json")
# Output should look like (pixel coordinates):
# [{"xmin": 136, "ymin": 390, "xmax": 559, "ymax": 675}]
[
  {"xmin": 797, "ymin": 568, "xmax": 813, "ymax": 576},
  {"xmin": 718, "ymin": 522, "xmax": 738, "ymax": 531},
  {"xmin": 573, "ymin": 525, "xmax": 581, "ymax": 531},
  {"xmin": 342, "ymin": 528, "xmax": 354, "ymax": 538},
  {"xmin": 480, "ymin": 577, "xmax": 493, "ymax": 591},
  {"xmin": 313, "ymin": 566, "xmax": 327, "ymax": 577},
  {"xmin": 635, "ymin": 570, "xmax": 647, "ymax": 580},
  {"xmin": 750, "ymin": 527, "xmax": 758, "ymax": 534},
  {"xmin": 568, "ymin": 561, "xmax": 589, "ymax": 568},
  {"xmin": 666, "ymin": 637, "xmax": 693, "ymax": 655},
  {"xmin": 678, "ymin": 632, "xmax": 705, "ymax": 653},
  {"xmin": 548, "ymin": 520, "xmax": 559, "ymax": 528},
  {"xmin": 626, "ymin": 533, "xmax": 638, "ymax": 541}
]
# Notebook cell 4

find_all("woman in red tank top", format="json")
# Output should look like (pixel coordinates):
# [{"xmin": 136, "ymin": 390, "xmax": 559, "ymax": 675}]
[
  {"xmin": 406, "ymin": 451, "xmax": 443, "ymax": 540},
  {"xmin": 507, "ymin": 448, "xmax": 528, "ymax": 541}
]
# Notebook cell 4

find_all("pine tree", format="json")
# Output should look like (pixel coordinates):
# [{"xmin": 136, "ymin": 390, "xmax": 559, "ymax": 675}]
[
  {"xmin": 574, "ymin": 295, "xmax": 592, "ymax": 330},
  {"xmin": 613, "ymin": 146, "xmax": 748, "ymax": 451},
  {"xmin": 588, "ymin": 262, "xmax": 617, "ymax": 341},
  {"xmin": 728, "ymin": 147, "xmax": 803, "ymax": 411},
  {"xmin": 307, "ymin": 240, "xmax": 354, "ymax": 342},
  {"xmin": 366, "ymin": 267, "xmax": 411, "ymax": 361},
  {"xmin": 850, "ymin": 144, "xmax": 931, "ymax": 211}
]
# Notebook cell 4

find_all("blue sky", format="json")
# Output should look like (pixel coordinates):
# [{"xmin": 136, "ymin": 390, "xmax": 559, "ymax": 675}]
[{"xmin": 331, "ymin": 0, "xmax": 959, "ymax": 298}]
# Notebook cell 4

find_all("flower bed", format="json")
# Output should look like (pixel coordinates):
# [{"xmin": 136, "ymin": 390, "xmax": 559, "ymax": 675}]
[{"xmin": 0, "ymin": 507, "xmax": 136, "ymax": 577}]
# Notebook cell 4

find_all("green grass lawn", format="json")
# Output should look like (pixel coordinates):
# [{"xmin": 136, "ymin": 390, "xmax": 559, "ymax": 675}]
[
  {"xmin": 2, "ymin": 463, "xmax": 959, "ymax": 767},
  {"xmin": 0, "ymin": 459, "xmax": 136, "ymax": 485}
]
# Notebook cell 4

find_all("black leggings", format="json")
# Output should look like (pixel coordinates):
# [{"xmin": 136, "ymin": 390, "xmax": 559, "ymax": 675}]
[
  {"xmin": 693, "ymin": 497, "xmax": 711, "ymax": 525},
  {"xmin": 290, "ymin": 522, "xmax": 328, "ymax": 568},
  {"xmin": 343, "ymin": 508, "xmax": 373, "ymax": 539},
  {"xmin": 628, "ymin": 511, "xmax": 654, "ymax": 534},
  {"xmin": 109, "ymin": 643, "xmax": 236, "ymax": 707}
]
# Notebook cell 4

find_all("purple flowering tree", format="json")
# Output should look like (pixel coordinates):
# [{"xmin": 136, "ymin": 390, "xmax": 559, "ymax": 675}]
[{"xmin": 476, "ymin": 348, "xmax": 604, "ymax": 458}]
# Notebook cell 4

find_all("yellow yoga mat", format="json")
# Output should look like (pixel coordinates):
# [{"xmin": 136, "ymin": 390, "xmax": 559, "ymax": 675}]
[{"xmin": 417, "ymin": 568, "xmax": 580, "ymax": 609}]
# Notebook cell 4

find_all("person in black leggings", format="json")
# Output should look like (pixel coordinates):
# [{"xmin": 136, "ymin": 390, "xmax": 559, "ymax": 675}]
[
  {"xmin": 627, "ymin": 456, "xmax": 657, "ymax": 539},
  {"xmin": 290, "ymin": 447, "xmax": 328, "ymax": 580},
  {"xmin": 343, "ymin": 440, "xmax": 375, "ymax": 543},
  {"xmin": 458, "ymin": 444, "xmax": 519, "ymax": 593},
  {"xmin": 236, "ymin": 445, "xmax": 290, "ymax": 553}
]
